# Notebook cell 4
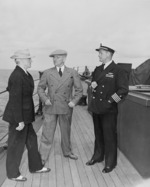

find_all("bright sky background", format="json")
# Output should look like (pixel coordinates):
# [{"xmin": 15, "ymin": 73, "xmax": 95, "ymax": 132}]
[{"xmin": 0, "ymin": 0, "xmax": 150, "ymax": 71}]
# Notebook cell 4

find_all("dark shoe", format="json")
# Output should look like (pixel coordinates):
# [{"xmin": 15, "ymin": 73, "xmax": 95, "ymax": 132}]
[
  {"xmin": 64, "ymin": 153, "xmax": 78, "ymax": 160},
  {"xmin": 86, "ymin": 158, "xmax": 104, "ymax": 166},
  {"xmin": 10, "ymin": 175, "xmax": 27, "ymax": 182},
  {"xmin": 33, "ymin": 167, "xmax": 51, "ymax": 173},
  {"xmin": 102, "ymin": 166, "xmax": 115, "ymax": 173}
]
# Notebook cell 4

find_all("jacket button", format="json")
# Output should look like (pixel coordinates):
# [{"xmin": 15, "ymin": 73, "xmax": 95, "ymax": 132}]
[
  {"xmin": 100, "ymin": 92, "xmax": 103, "ymax": 94},
  {"xmin": 102, "ymin": 85, "xmax": 104, "ymax": 87},
  {"xmin": 93, "ymin": 97, "xmax": 95, "ymax": 99},
  {"xmin": 100, "ymin": 99, "xmax": 102, "ymax": 101}
]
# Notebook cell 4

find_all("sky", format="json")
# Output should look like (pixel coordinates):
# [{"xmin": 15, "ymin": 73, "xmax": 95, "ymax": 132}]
[{"xmin": 0, "ymin": 0, "xmax": 150, "ymax": 71}]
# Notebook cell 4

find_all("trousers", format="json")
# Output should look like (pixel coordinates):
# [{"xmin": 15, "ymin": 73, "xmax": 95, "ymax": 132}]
[
  {"xmin": 39, "ymin": 112, "xmax": 73, "ymax": 162},
  {"xmin": 92, "ymin": 112, "xmax": 117, "ymax": 167},
  {"xmin": 6, "ymin": 123, "xmax": 43, "ymax": 178}
]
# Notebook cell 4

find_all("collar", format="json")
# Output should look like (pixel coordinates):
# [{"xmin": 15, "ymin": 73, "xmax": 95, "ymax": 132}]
[
  {"xmin": 103, "ymin": 60, "xmax": 112, "ymax": 69},
  {"xmin": 18, "ymin": 65, "xmax": 28, "ymax": 74},
  {"xmin": 56, "ymin": 65, "xmax": 65, "ymax": 72}
]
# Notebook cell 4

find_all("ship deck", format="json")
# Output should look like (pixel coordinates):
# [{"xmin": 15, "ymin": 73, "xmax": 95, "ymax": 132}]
[{"xmin": 0, "ymin": 105, "xmax": 147, "ymax": 187}]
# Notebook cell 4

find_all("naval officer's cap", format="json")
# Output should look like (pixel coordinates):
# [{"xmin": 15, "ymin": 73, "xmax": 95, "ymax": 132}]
[
  {"xmin": 49, "ymin": 49, "xmax": 67, "ymax": 57},
  {"xmin": 95, "ymin": 43, "xmax": 115, "ymax": 54}
]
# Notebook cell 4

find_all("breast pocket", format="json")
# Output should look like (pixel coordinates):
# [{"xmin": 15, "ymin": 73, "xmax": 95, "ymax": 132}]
[{"xmin": 105, "ymin": 74, "xmax": 115, "ymax": 82}]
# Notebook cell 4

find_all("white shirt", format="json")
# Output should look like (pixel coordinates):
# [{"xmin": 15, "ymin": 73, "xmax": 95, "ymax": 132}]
[
  {"xmin": 103, "ymin": 60, "xmax": 112, "ymax": 69},
  {"xmin": 56, "ymin": 65, "xmax": 65, "ymax": 73}
]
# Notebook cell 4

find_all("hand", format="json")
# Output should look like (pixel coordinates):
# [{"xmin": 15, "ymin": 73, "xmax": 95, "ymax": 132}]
[
  {"xmin": 45, "ymin": 99, "xmax": 52, "ymax": 105},
  {"xmin": 16, "ymin": 122, "xmax": 25, "ymax": 131},
  {"xmin": 68, "ymin": 101, "xmax": 75, "ymax": 108},
  {"xmin": 91, "ymin": 81, "xmax": 98, "ymax": 89}
]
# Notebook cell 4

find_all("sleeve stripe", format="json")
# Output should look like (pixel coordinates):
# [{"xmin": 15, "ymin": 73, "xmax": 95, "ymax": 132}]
[{"xmin": 111, "ymin": 93, "xmax": 121, "ymax": 103}]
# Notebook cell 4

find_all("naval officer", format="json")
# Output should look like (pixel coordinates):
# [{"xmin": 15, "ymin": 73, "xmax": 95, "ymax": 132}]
[{"xmin": 86, "ymin": 44, "xmax": 129, "ymax": 173}]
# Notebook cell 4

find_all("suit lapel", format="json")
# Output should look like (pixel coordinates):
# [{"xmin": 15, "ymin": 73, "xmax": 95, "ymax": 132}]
[
  {"xmin": 16, "ymin": 66, "xmax": 34, "ymax": 90},
  {"xmin": 57, "ymin": 66, "xmax": 71, "ymax": 89},
  {"xmin": 50, "ymin": 67, "xmax": 61, "ymax": 81},
  {"xmin": 95, "ymin": 61, "xmax": 115, "ymax": 82}
]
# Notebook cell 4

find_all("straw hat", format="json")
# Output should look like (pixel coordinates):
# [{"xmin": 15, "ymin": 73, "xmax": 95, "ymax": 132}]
[{"xmin": 10, "ymin": 49, "xmax": 34, "ymax": 59}]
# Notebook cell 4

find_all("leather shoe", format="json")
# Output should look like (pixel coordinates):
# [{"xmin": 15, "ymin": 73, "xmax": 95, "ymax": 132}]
[
  {"xmin": 32, "ymin": 167, "xmax": 51, "ymax": 173},
  {"xmin": 65, "ymin": 153, "xmax": 78, "ymax": 160},
  {"xmin": 86, "ymin": 158, "xmax": 103, "ymax": 166},
  {"xmin": 102, "ymin": 166, "xmax": 115, "ymax": 173},
  {"xmin": 10, "ymin": 175, "xmax": 27, "ymax": 182}
]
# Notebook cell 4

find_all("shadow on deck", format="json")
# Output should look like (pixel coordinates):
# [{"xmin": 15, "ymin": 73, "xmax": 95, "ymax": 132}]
[{"xmin": 0, "ymin": 106, "xmax": 148, "ymax": 187}]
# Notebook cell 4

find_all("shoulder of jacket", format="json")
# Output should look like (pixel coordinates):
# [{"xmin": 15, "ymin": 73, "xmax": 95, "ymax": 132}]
[
  {"xmin": 116, "ymin": 64, "xmax": 124, "ymax": 71},
  {"xmin": 65, "ymin": 67, "xmax": 78, "ymax": 74},
  {"xmin": 12, "ymin": 68, "xmax": 22, "ymax": 77},
  {"xmin": 9, "ymin": 69, "xmax": 23, "ymax": 83},
  {"xmin": 65, "ymin": 66, "xmax": 73, "ymax": 71},
  {"xmin": 43, "ymin": 68, "xmax": 53, "ymax": 74},
  {"xmin": 93, "ymin": 66, "xmax": 100, "ymax": 71}
]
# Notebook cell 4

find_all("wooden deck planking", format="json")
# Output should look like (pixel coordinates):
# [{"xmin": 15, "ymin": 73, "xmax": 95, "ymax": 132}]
[
  {"xmin": 48, "ymin": 144, "xmax": 56, "ymax": 187},
  {"xmin": 1, "ymin": 105, "xmax": 146, "ymax": 187},
  {"xmin": 71, "ymin": 128, "xmax": 93, "ymax": 187},
  {"xmin": 117, "ymin": 152, "xmax": 143, "ymax": 186},
  {"xmin": 73, "ymin": 106, "xmax": 140, "ymax": 187},
  {"xmin": 72, "ymin": 116, "xmax": 107, "ymax": 187},
  {"xmin": 73, "ymin": 107, "xmax": 116, "ymax": 187}
]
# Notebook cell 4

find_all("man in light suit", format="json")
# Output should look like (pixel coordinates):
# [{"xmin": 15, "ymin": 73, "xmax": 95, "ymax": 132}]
[{"xmin": 38, "ymin": 49, "xmax": 83, "ymax": 163}]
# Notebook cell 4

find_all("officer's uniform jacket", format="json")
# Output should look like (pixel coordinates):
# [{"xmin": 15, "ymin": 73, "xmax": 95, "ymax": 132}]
[
  {"xmin": 3, "ymin": 66, "xmax": 35, "ymax": 124},
  {"xmin": 37, "ymin": 66, "xmax": 83, "ymax": 114},
  {"xmin": 88, "ymin": 61, "xmax": 129, "ymax": 114}
]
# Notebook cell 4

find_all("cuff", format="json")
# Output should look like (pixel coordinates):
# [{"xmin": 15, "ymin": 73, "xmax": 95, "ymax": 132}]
[{"xmin": 111, "ymin": 93, "xmax": 121, "ymax": 103}]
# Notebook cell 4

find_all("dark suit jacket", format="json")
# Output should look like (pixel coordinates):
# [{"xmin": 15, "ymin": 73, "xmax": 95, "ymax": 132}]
[
  {"xmin": 88, "ymin": 61, "xmax": 129, "ymax": 114},
  {"xmin": 3, "ymin": 66, "xmax": 35, "ymax": 124}
]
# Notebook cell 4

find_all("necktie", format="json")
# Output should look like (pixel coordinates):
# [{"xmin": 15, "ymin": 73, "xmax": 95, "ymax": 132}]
[
  {"xmin": 101, "ymin": 64, "xmax": 105, "ymax": 70},
  {"xmin": 59, "ymin": 68, "xmax": 62, "ymax": 77}
]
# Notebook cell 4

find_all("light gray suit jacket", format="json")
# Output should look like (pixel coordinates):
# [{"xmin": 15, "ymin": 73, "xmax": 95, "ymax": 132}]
[{"xmin": 37, "ymin": 66, "xmax": 83, "ymax": 114}]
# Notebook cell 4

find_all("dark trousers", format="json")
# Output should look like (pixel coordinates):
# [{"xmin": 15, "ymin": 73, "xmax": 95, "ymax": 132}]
[
  {"xmin": 92, "ymin": 112, "xmax": 117, "ymax": 168},
  {"xmin": 6, "ymin": 123, "xmax": 43, "ymax": 178}
]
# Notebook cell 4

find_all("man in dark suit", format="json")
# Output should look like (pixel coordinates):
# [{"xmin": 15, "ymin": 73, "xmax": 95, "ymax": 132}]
[
  {"xmin": 86, "ymin": 44, "xmax": 129, "ymax": 173},
  {"xmin": 38, "ymin": 49, "xmax": 83, "ymax": 163},
  {"xmin": 3, "ymin": 49, "xmax": 50, "ymax": 182}
]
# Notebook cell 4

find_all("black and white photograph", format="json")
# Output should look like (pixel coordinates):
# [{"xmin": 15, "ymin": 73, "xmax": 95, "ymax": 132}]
[{"xmin": 0, "ymin": 0, "xmax": 150, "ymax": 186}]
